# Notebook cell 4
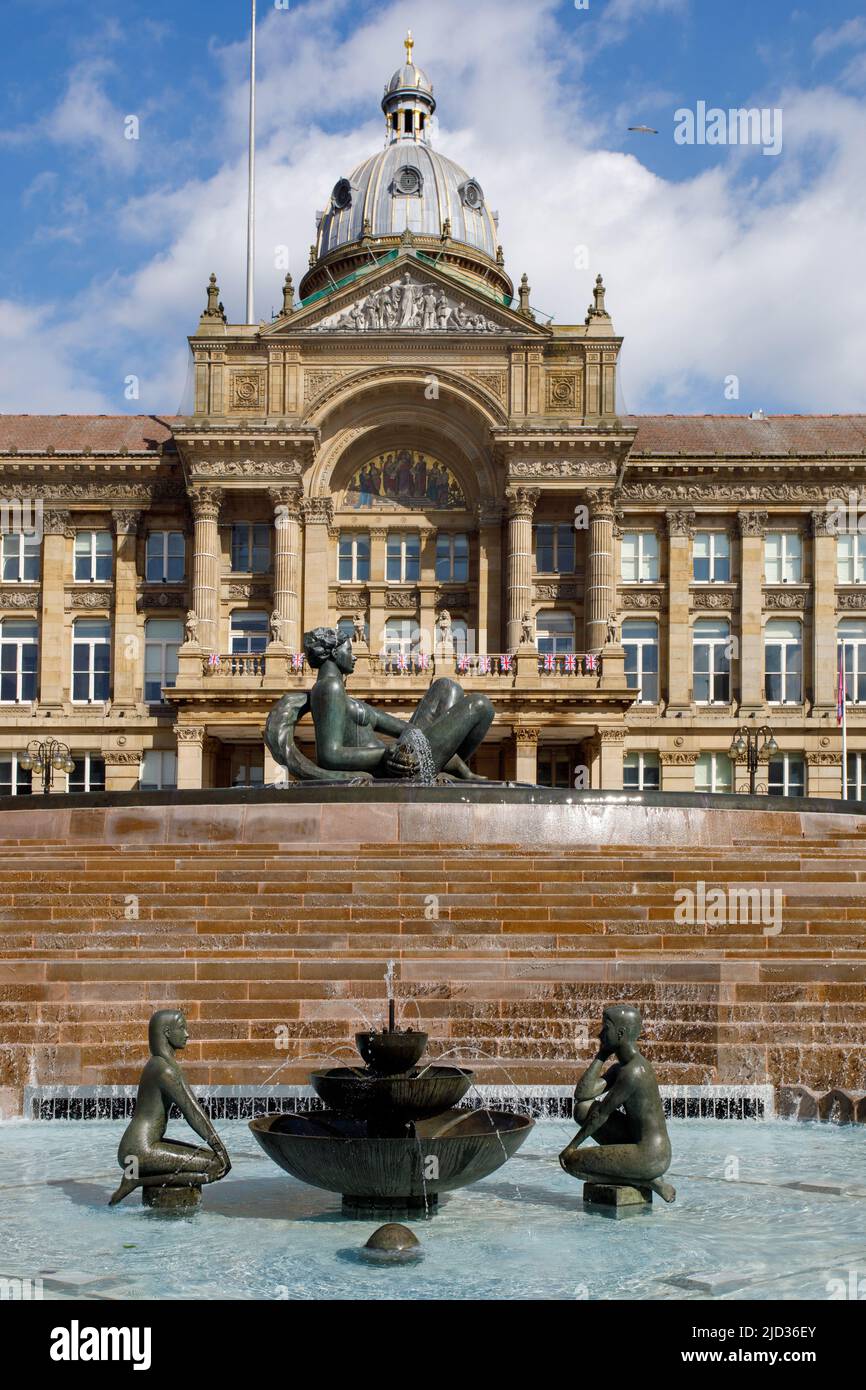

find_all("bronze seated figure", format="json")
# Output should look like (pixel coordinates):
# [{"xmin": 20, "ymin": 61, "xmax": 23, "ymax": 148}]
[
  {"xmin": 559, "ymin": 1004, "xmax": 676, "ymax": 1203},
  {"xmin": 265, "ymin": 627, "xmax": 494, "ymax": 783},
  {"xmin": 109, "ymin": 1010, "xmax": 230, "ymax": 1207}
]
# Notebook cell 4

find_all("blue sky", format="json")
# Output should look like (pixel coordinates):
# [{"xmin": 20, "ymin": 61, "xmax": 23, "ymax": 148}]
[{"xmin": 2, "ymin": 0, "xmax": 865, "ymax": 415}]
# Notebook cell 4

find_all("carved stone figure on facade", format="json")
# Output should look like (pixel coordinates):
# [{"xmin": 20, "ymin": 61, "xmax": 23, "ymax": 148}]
[
  {"xmin": 606, "ymin": 612, "xmax": 619, "ymax": 646},
  {"xmin": 109, "ymin": 1009, "xmax": 231, "ymax": 1208},
  {"xmin": 436, "ymin": 608, "xmax": 454, "ymax": 652},
  {"xmin": 520, "ymin": 609, "xmax": 536, "ymax": 646},
  {"xmin": 270, "ymin": 610, "xmax": 283, "ymax": 646},
  {"xmin": 183, "ymin": 610, "xmax": 199, "ymax": 646},
  {"xmin": 559, "ymin": 1004, "xmax": 675, "ymax": 1204},
  {"xmin": 352, "ymin": 611, "xmax": 368, "ymax": 646}
]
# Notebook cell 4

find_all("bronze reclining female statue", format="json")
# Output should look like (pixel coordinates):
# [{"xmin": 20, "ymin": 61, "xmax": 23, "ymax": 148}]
[{"xmin": 265, "ymin": 627, "xmax": 494, "ymax": 783}]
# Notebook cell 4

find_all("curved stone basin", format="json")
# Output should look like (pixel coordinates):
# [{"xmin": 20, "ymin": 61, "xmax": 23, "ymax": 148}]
[
  {"xmin": 309, "ymin": 1065, "xmax": 471, "ymax": 1120},
  {"xmin": 249, "ymin": 1108, "xmax": 533, "ymax": 1205}
]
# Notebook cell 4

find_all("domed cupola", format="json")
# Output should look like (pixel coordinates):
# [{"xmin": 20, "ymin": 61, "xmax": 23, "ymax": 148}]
[{"xmin": 299, "ymin": 34, "xmax": 513, "ymax": 305}]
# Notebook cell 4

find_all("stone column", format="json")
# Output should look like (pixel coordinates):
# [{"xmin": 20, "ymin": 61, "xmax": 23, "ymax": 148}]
[
  {"xmin": 584, "ymin": 489, "xmax": 616, "ymax": 654},
  {"xmin": 301, "ymin": 497, "xmax": 333, "ymax": 633},
  {"xmin": 505, "ymin": 486, "xmax": 539, "ymax": 651},
  {"xmin": 111, "ymin": 510, "xmax": 143, "ymax": 708},
  {"xmin": 666, "ymin": 510, "xmax": 694, "ymax": 710},
  {"xmin": 597, "ymin": 728, "xmax": 626, "ymax": 790},
  {"xmin": 513, "ymin": 725, "xmax": 539, "ymax": 783},
  {"xmin": 269, "ymin": 485, "xmax": 303, "ymax": 651},
  {"xmin": 659, "ymin": 749, "xmax": 699, "ymax": 792},
  {"xmin": 189, "ymin": 488, "xmax": 223, "ymax": 654},
  {"xmin": 811, "ymin": 509, "xmax": 837, "ymax": 712},
  {"xmin": 477, "ymin": 501, "xmax": 503, "ymax": 655},
  {"xmin": 39, "ymin": 509, "xmax": 72, "ymax": 709},
  {"xmin": 176, "ymin": 725, "xmax": 206, "ymax": 790},
  {"xmin": 738, "ymin": 511, "xmax": 767, "ymax": 711}
]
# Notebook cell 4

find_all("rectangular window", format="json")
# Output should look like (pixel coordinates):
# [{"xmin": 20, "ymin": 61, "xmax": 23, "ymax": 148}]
[
  {"xmin": 692, "ymin": 531, "xmax": 729, "ymax": 583},
  {"xmin": 1, "ymin": 533, "xmax": 40, "ymax": 583},
  {"xmin": 695, "ymin": 752, "xmax": 733, "ymax": 794},
  {"xmin": 338, "ymin": 532, "xmax": 370, "ymax": 583},
  {"xmin": 0, "ymin": 620, "xmax": 38, "ymax": 703},
  {"xmin": 836, "ymin": 534, "xmax": 866, "ymax": 585},
  {"xmin": 144, "ymin": 619, "xmax": 183, "ymax": 702},
  {"xmin": 693, "ymin": 620, "xmax": 730, "ymax": 704},
  {"xmin": 71, "ymin": 620, "xmax": 111, "ymax": 702},
  {"xmin": 534, "ymin": 524, "xmax": 575, "ymax": 575},
  {"xmin": 386, "ymin": 533, "xmax": 420, "ymax": 583},
  {"xmin": 764, "ymin": 620, "xmax": 802, "ymax": 703},
  {"xmin": 436, "ymin": 533, "xmax": 470, "ymax": 582},
  {"xmin": 68, "ymin": 755, "xmax": 105, "ymax": 794},
  {"xmin": 537, "ymin": 748, "xmax": 574, "ymax": 789},
  {"xmin": 535, "ymin": 612, "xmax": 575, "ymax": 656},
  {"xmin": 620, "ymin": 531, "xmax": 659, "ymax": 582},
  {"xmin": 768, "ymin": 754, "xmax": 805, "ymax": 798},
  {"xmin": 847, "ymin": 752, "xmax": 866, "ymax": 801},
  {"xmin": 145, "ymin": 531, "xmax": 185, "ymax": 583},
  {"xmin": 622, "ymin": 619, "xmax": 659, "ymax": 704},
  {"xmin": 764, "ymin": 531, "xmax": 802, "ymax": 583},
  {"xmin": 140, "ymin": 750, "xmax": 178, "ymax": 791},
  {"xmin": 838, "ymin": 622, "xmax": 866, "ymax": 704},
  {"xmin": 0, "ymin": 754, "xmax": 32, "ymax": 797},
  {"xmin": 230, "ymin": 611, "xmax": 269, "ymax": 654},
  {"xmin": 623, "ymin": 751, "xmax": 660, "ymax": 791},
  {"xmin": 231, "ymin": 523, "xmax": 271, "ymax": 573},
  {"xmin": 382, "ymin": 618, "xmax": 419, "ymax": 660},
  {"xmin": 74, "ymin": 531, "xmax": 113, "ymax": 583}
]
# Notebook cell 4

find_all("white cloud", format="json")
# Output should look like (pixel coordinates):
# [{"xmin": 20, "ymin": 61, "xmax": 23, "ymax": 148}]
[{"xmin": 3, "ymin": 0, "xmax": 866, "ymax": 415}]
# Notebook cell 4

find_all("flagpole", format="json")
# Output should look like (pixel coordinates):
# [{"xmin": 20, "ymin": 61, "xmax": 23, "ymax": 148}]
[
  {"xmin": 840, "ymin": 644, "xmax": 848, "ymax": 800},
  {"xmin": 245, "ymin": 0, "xmax": 257, "ymax": 324}
]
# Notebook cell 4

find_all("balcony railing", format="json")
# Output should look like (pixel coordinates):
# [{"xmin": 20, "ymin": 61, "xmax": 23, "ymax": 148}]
[{"xmin": 537, "ymin": 652, "xmax": 598, "ymax": 676}]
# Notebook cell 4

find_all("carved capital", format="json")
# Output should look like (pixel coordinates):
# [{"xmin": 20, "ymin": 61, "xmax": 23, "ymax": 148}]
[
  {"xmin": 598, "ymin": 728, "xmax": 627, "ymax": 744},
  {"xmin": 811, "ymin": 508, "xmax": 836, "ymax": 537},
  {"xmin": 513, "ymin": 725, "xmax": 539, "ymax": 746},
  {"xmin": 268, "ymin": 485, "xmax": 303, "ymax": 518},
  {"xmin": 505, "ymin": 486, "xmax": 540, "ymax": 520},
  {"xmin": 584, "ymin": 488, "xmax": 616, "ymax": 520},
  {"xmin": 176, "ymin": 725, "xmax": 206, "ymax": 745},
  {"xmin": 111, "ymin": 509, "xmax": 143, "ymax": 536},
  {"xmin": 102, "ymin": 750, "xmax": 143, "ymax": 767},
  {"xmin": 659, "ymin": 750, "xmax": 700, "ymax": 766},
  {"xmin": 189, "ymin": 488, "xmax": 224, "ymax": 522},
  {"xmin": 805, "ymin": 751, "xmax": 842, "ymax": 767},
  {"xmin": 42, "ymin": 509, "xmax": 73, "ymax": 538},
  {"xmin": 666, "ymin": 509, "xmax": 696, "ymax": 538},
  {"xmin": 737, "ymin": 510, "xmax": 768, "ymax": 537},
  {"xmin": 301, "ymin": 496, "xmax": 334, "ymax": 526}
]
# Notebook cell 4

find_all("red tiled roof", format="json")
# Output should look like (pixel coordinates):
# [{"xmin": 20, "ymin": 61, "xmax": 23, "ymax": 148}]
[
  {"xmin": 1, "ymin": 413, "xmax": 865, "ymax": 458},
  {"xmin": 0, "ymin": 416, "xmax": 179, "ymax": 452},
  {"xmin": 623, "ymin": 415, "xmax": 866, "ymax": 456}
]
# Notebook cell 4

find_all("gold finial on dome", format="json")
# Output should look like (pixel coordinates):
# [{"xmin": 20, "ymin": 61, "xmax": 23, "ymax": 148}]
[{"xmin": 404, "ymin": 29, "xmax": 414, "ymax": 64}]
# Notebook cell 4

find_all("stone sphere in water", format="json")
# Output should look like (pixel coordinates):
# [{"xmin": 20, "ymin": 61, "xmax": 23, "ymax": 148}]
[{"xmin": 361, "ymin": 1223, "xmax": 422, "ymax": 1263}]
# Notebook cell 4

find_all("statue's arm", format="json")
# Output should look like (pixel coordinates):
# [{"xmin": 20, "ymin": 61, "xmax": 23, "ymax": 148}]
[
  {"xmin": 160, "ymin": 1066, "xmax": 227, "ymax": 1156},
  {"xmin": 569, "ymin": 1069, "xmax": 635, "ymax": 1149},
  {"xmin": 573, "ymin": 1056, "xmax": 610, "ymax": 1102},
  {"xmin": 364, "ymin": 705, "xmax": 408, "ymax": 737}
]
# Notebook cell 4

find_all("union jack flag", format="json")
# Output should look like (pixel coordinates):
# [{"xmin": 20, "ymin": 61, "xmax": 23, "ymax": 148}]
[{"xmin": 499, "ymin": 654, "xmax": 512, "ymax": 673}]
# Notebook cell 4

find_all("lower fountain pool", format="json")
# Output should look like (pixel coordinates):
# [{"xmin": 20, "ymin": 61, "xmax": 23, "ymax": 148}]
[{"xmin": 2, "ymin": 1118, "xmax": 865, "ymax": 1301}]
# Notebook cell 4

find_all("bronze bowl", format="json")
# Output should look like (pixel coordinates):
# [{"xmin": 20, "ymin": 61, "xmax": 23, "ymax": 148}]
[
  {"xmin": 249, "ymin": 1108, "xmax": 534, "ymax": 1210},
  {"xmin": 309, "ymin": 1064, "xmax": 471, "ymax": 1120},
  {"xmin": 355, "ymin": 1030, "xmax": 428, "ymax": 1075}
]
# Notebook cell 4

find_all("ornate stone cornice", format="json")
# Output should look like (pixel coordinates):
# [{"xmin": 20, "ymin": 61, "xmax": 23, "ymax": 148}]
[
  {"xmin": 188, "ymin": 487, "xmax": 224, "ymax": 521},
  {"xmin": 70, "ymin": 589, "xmax": 113, "ymax": 609},
  {"xmin": 534, "ymin": 580, "xmax": 581, "ymax": 601},
  {"xmin": 138, "ymin": 590, "xmax": 187, "ymax": 611},
  {"xmin": 505, "ymin": 486, "xmax": 540, "ymax": 520},
  {"xmin": 507, "ymin": 459, "xmax": 616, "ymax": 480},
  {"xmin": 301, "ymin": 496, "xmax": 334, "ymax": 526},
  {"xmin": 0, "ymin": 587, "xmax": 40, "ymax": 608},
  {"xmin": 622, "ymin": 482, "xmax": 838, "ymax": 504},
  {"xmin": 27, "ymin": 479, "xmax": 184, "ymax": 502},
  {"xmin": 618, "ymin": 587, "xmax": 662, "ymax": 609},
  {"xmin": 188, "ymin": 458, "xmax": 304, "ymax": 479},
  {"xmin": 335, "ymin": 589, "xmax": 367, "ymax": 609},
  {"xmin": 836, "ymin": 589, "xmax": 866, "ymax": 610},
  {"xmin": 737, "ymin": 510, "xmax": 768, "ymax": 537},
  {"xmin": 666, "ymin": 509, "xmax": 696, "ymax": 538},
  {"xmin": 692, "ymin": 588, "xmax": 736, "ymax": 611},
  {"xmin": 763, "ymin": 587, "xmax": 807, "ymax": 610},
  {"xmin": 385, "ymin": 589, "xmax": 418, "ymax": 610}
]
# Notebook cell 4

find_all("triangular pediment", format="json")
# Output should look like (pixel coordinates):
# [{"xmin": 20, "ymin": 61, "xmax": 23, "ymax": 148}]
[{"xmin": 264, "ymin": 253, "xmax": 547, "ymax": 339}]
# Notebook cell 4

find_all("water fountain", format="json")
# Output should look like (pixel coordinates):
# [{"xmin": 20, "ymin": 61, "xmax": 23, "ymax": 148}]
[{"xmin": 250, "ymin": 962, "xmax": 533, "ymax": 1216}]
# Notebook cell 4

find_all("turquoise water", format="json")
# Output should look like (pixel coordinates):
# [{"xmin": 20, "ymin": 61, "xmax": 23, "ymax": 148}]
[{"xmin": 0, "ymin": 1118, "xmax": 864, "ymax": 1300}]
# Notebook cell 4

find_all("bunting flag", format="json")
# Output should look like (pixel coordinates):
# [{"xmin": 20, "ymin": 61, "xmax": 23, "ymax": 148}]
[
  {"xmin": 586, "ymin": 653, "xmax": 597, "ymax": 672},
  {"xmin": 564, "ymin": 652, "xmax": 576, "ymax": 673},
  {"xmin": 499, "ymin": 654, "xmax": 511, "ymax": 673},
  {"xmin": 543, "ymin": 652, "xmax": 555, "ymax": 672},
  {"xmin": 458, "ymin": 654, "xmax": 470, "ymax": 673}
]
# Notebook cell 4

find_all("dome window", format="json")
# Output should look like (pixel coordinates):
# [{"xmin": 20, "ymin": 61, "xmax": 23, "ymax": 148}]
[
  {"xmin": 458, "ymin": 179, "xmax": 484, "ymax": 210},
  {"xmin": 392, "ymin": 166, "xmax": 423, "ymax": 197},
  {"xmin": 331, "ymin": 178, "xmax": 353, "ymax": 211}
]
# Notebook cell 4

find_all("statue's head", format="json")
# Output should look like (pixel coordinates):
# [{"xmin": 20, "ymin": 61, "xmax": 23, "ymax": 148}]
[
  {"xmin": 303, "ymin": 626, "xmax": 354, "ymax": 674},
  {"xmin": 600, "ymin": 1004, "xmax": 642, "ymax": 1052},
  {"xmin": 148, "ymin": 1008, "xmax": 189, "ymax": 1054}
]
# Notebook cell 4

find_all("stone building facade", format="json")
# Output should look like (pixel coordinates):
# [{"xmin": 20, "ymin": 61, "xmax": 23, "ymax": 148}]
[{"xmin": 1, "ymin": 43, "xmax": 865, "ymax": 799}]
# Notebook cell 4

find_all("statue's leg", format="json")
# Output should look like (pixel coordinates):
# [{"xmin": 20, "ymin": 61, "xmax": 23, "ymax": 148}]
[
  {"xmin": 559, "ymin": 1138, "xmax": 670, "ymax": 1186},
  {"xmin": 110, "ymin": 1140, "xmax": 223, "ymax": 1204}
]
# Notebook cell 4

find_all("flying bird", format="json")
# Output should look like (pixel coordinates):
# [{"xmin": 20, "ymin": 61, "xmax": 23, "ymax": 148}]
[{"xmin": 628, "ymin": 124, "xmax": 659, "ymax": 134}]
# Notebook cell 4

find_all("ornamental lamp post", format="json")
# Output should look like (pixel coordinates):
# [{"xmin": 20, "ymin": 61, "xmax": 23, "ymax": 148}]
[
  {"xmin": 19, "ymin": 739, "xmax": 76, "ymax": 796},
  {"xmin": 728, "ymin": 724, "xmax": 778, "ymax": 795}
]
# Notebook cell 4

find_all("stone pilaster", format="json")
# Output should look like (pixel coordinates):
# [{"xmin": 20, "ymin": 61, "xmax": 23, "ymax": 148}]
[
  {"xmin": 189, "ymin": 488, "xmax": 223, "ymax": 654},
  {"xmin": 811, "ymin": 509, "xmax": 837, "ymax": 711},
  {"xmin": 513, "ymin": 724, "xmax": 539, "ymax": 784},
  {"xmin": 103, "ymin": 748, "xmax": 142, "ymax": 793},
  {"xmin": 505, "ymin": 486, "xmax": 539, "ymax": 651},
  {"xmin": 368, "ymin": 527, "xmax": 388, "ymax": 654},
  {"xmin": 111, "ymin": 510, "xmax": 143, "ymax": 707},
  {"xmin": 176, "ymin": 725, "xmax": 206, "ymax": 790},
  {"xmin": 659, "ymin": 748, "xmax": 699, "ymax": 792},
  {"xmin": 39, "ymin": 509, "xmax": 72, "ymax": 709},
  {"xmin": 806, "ymin": 749, "xmax": 843, "ymax": 800},
  {"xmin": 269, "ymin": 486, "xmax": 303, "ymax": 651},
  {"xmin": 597, "ymin": 727, "xmax": 626, "ymax": 790},
  {"xmin": 477, "ymin": 501, "xmax": 503, "ymax": 655},
  {"xmin": 666, "ymin": 510, "xmax": 694, "ymax": 710},
  {"xmin": 301, "ymin": 497, "xmax": 333, "ymax": 634},
  {"xmin": 738, "ymin": 511, "xmax": 767, "ymax": 711},
  {"xmin": 584, "ymin": 489, "xmax": 616, "ymax": 654}
]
